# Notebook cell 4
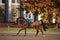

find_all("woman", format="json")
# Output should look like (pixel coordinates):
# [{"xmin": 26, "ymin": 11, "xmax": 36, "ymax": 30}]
[
  {"xmin": 25, "ymin": 10, "xmax": 34, "ymax": 27},
  {"xmin": 26, "ymin": 10, "xmax": 34, "ymax": 23}
]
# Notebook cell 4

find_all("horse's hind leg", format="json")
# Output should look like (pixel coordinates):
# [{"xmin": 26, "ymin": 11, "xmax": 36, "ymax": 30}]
[
  {"xmin": 17, "ymin": 29, "xmax": 22, "ymax": 35},
  {"xmin": 40, "ymin": 29, "xmax": 44, "ymax": 35},
  {"xmin": 35, "ymin": 30, "xmax": 39, "ymax": 36}
]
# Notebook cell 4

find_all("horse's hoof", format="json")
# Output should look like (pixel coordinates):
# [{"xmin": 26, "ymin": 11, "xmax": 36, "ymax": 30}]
[
  {"xmin": 42, "ymin": 34, "xmax": 45, "ymax": 37},
  {"xmin": 35, "ymin": 35, "xmax": 38, "ymax": 37},
  {"xmin": 16, "ymin": 33, "xmax": 19, "ymax": 36},
  {"xmin": 16, "ymin": 34, "xmax": 18, "ymax": 36},
  {"xmin": 24, "ymin": 35, "xmax": 26, "ymax": 36}
]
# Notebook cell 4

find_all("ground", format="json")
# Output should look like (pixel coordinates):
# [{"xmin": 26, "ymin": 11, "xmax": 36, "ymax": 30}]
[{"xmin": 0, "ymin": 32, "xmax": 60, "ymax": 40}]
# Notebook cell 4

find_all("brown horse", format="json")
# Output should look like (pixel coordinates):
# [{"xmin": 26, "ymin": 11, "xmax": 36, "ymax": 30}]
[{"xmin": 16, "ymin": 17, "xmax": 44, "ymax": 36}]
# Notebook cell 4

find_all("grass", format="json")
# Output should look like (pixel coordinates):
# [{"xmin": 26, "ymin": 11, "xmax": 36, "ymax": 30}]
[
  {"xmin": 0, "ymin": 27, "xmax": 60, "ymax": 32},
  {"xmin": 0, "ymin": 28, "xmax": 36, "ymax": 32},
  {"xmin": 47, "ymin": 28, "xmax": 60, "ymax": 32}
]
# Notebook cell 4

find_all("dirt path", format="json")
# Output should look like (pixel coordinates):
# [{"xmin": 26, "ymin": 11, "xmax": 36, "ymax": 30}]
[{"xmin": 0, "ymin": 32, "xmax": 60, "ymax": 40}]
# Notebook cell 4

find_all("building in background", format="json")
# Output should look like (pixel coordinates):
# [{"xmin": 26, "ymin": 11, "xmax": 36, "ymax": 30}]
[
  {"xmin": 0, "ymin": 0, "xmax": 60, "ymax": 23},
  {"xmin": 0, "ymin": 0, "xmax": 20, "ymax": 22}
]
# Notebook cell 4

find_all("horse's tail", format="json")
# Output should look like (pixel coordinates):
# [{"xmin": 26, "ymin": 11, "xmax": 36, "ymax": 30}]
[{"xmin": 43, "ymin": 26, "xmax": 46, "ymax": 31}]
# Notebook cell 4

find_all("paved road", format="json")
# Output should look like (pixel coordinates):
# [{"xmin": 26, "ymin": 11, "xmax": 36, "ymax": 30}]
[{"xmin": 0, "ymin": 32, "xmax": 60, "ymax": 40}]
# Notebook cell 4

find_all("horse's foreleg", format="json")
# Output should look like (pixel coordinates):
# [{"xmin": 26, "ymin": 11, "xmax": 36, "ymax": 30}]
[
  {"xmin": 35, "ymin": 30, "xmax": 39, "ymax": 36},
  {"xmin": 24, "ymin": 28, "xmax": 27, "ymax": 36},
  {"xmin": 17, "ymin": 29, "xmax": 22, "ymax": 35}
]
